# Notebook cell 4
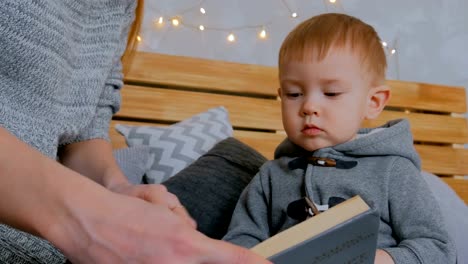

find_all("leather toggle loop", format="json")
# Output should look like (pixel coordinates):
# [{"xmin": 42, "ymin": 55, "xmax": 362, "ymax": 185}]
[
  {"xmin": 288, "ymin": 156, "xmax": 358, "ymax": 170},
  {"xmin": 306, "ymin": 156, "xmax": 336, "ymax": 167}
]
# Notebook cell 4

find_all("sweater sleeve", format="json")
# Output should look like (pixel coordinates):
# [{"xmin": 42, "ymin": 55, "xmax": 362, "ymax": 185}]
[
  {"xmin": 75, "ymin": 1, "xmax": 136, "ymax": 142},
  {"xmin": 75, "ymin": 69, "xmax": 122, "ymax": 142},
  {"xmin": 382, "ymin": 158, "xmax": 456, "ymax": 263},
  {"xmin": 222, "ymin": 168, "xmax": 272, "ymax": 248}
]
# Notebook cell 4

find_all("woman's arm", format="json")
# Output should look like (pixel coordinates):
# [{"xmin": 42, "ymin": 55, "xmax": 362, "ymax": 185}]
[
  {"xmin": 0, "ymin": 126, "xmax": 270, "ymax": 264},
  {"xmin": 59, "ymin": 138, "xmax": 195, "ymax": 225},
  {"xmin": 0, "ymin": 126, "xmax": 79, "ymax": 235},
  {"xmin": 59, "ymin": 139, "xmax": 128, "ymax": 189}
]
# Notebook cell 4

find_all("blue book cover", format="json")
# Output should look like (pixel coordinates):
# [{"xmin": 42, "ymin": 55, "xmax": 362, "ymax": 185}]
[{"xmin": 251, "ymin": 196, "xmax": 379, "ymax": 264}]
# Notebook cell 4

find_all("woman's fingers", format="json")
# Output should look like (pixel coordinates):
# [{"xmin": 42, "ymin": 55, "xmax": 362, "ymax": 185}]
[
  {"xmin": 110, "ymin": 183, "xmax": 196, "ymax": 228},
  {"xmin": 194, "ymin": 234, "xmax": 272, "ymax": 264},
  {"xmin": 139, "ymin": 185, "xmax": 196, "ymax": 228},
  {"xmin": 171, "ymin": 205, "xmax": 197, "ymax": 228}
]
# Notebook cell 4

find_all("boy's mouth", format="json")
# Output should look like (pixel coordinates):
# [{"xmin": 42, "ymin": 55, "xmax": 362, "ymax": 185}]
[{"xmin": 301, "ymin": 124, "xmax": 323, "ymax": 136}]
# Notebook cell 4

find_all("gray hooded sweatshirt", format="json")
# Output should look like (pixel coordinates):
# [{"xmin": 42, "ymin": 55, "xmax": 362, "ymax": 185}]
[{"xmin": 223, "ymin": 119, "xmax": 455, "ymax": 263}]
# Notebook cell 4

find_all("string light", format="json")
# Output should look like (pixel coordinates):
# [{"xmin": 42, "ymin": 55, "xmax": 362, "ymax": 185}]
[
  {"xmin": 145, "ymin": 1, "xmax": 402, "ymax": 81},
  {"xmin": 381, "ymin": 39, "xmax": 398, "ymax": 57},
  {"xmin": 150, "ymin": 0, "xmax": 401, "ymax": 67},
  {"xmin": 323, "ymin": 0, "xmax": 345, "ymax": 13},
  {"xmin": 155, "ymin": 3, "xmax": 273, "ymax": 42},
  {"xmin": 282, "ymin": 0, "xmax": 298, "ymax": 19},
  {"xmin": 136, "ymin": 35, "xmax": 142, "ymax": 42},
  {"xmin": 171, "ymin": 18, "xmax": 180, "ymax": 26},
  {"xmin": 259, "ymin": 29, "xmax": 267, "ymax": 39},
  {"xmin": 382, "ymin": 35, "xmax": 401, "ymax": 79},
  {"xmin": 227, "ymin": 33, "xmax": 236, "ymax": 42}
]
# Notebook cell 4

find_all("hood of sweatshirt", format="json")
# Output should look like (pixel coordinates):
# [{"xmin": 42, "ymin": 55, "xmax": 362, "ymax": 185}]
[{"xmin": 274, "ymin": 119, "xmax": 421, "ymax": 170}]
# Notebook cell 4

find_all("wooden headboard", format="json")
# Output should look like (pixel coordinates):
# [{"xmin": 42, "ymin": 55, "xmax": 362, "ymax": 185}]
[{"xmin": 111, "ymin": 51, "xmax": 468, "ymax": 203}]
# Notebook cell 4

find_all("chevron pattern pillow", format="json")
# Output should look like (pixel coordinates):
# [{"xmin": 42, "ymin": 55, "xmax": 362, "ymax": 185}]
[{"xmin": 115, "ymin": 106, "xmax": 233, "ymax": 184}]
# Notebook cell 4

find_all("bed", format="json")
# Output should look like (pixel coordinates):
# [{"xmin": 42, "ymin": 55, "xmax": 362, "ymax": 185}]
[{"xmin": 110, "ymin": 51, "xmax": 468, "ymax": 203}]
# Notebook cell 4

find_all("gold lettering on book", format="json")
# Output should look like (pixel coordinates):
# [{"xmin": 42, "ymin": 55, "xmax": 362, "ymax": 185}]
[{"xmin": 311, "ymin": 232, "xmax": 375, "ymax": 264}]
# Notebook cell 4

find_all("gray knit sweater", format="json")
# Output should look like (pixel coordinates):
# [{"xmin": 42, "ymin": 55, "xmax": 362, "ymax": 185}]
[{"xmin": 0, "ymin": 0, "xmax": 136, "ymax": 263}]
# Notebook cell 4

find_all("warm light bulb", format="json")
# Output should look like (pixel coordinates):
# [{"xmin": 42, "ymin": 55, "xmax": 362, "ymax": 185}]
[
  {"xmin": 329, "ymin": 0, "xmax": 336, "ymax": 3},
  {"xmin": 391, "ymin": 49, "xmax": 396, "ymax": 54},
  {"xmin": 172, "ymin": 18, "xmax": 180, "ymax": 26},
  {"xmin": 136, "ymin": 36, "xmax": 142, "ymax": 42},
  {"xmin": 200, "ymin": 7, "xmax": 206, "ymax": 14},
  {"xmin": 199, "ymin": 25, "xmax": 205, "ymax": 31},
  {"xmin": 382, "ymin": 41, "xmax": 388, "ymax": 47},
  {"xmin": 157, "ymin": 17, "xmax": 164, "ymax": 24},
  {"xmin": 291, "ymin": 12, "xmax": 298, "ymax": 18},
  {"xmin": 259, "ymin": 29, "xmax": 267, "ymax": 39},
  {"xmin": 227, "ymin": 33, "xmax": 236, "ymax": 42},
  {"xmin": 171, "ymin": 18, "xmax": 179, "ymax": 26}
]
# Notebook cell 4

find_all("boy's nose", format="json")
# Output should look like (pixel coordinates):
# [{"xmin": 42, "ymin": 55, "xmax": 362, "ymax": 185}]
[{"xmin": 302, "ymin": 100, "xmax": 319, "ymax": 117}]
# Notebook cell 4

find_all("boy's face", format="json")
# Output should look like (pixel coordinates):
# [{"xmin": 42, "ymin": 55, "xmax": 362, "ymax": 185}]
[{"xmin": 278, "ymin": 47, "xmax": 375, "ymax": 152}]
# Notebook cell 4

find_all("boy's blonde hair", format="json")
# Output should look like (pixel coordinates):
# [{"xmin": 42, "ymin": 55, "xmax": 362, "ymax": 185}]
[{"xmin": 279, "ymin": 13, "xmax": 387, "ymax": 85}]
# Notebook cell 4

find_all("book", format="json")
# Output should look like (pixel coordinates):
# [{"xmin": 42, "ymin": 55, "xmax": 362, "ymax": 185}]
[{"xmin": 251, "ymin": 196, "xmax": 379, "ymax": 264}]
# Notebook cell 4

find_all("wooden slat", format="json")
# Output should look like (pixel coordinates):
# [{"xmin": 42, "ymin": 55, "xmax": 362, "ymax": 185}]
[
  {"xmin": 235, "ymin": 135, "xmax": 468, "ymax": 176},
  {"xmin": 416, "ymin": 145, "xmax": 468, "ymax": 176},
  {"xmin": 119, "ymin": 86, "xmax": 467, "ymax": 144},
  {"xmin": 126, "ymin": 52, "xmax": 466, "ymax": 113},
  {"xmin": 126, "ymin": 51, "xmax": 278, "ymax": 97},
  {"xmin": 441, "ymin": 178, "xmax": 468, "ymax": 204},
  {"xmin": 234, "ymin": 131, "xmax": 286, "ymax": 160},
  {"xmin": 110, "ymin": 124, "xmax": 128, "ymax": 149},
  {"xmin": 234, "ymin": 134, "xmax": 468, "ymax": 176},
  {"xmin": 387, "ymin": 80, "xmax": 467, "ymax": 113},
  {"xmin": 110, "ymin": 120, "xmax": 468, "ymax": 176},
  {"xmin": 364, "ymin": 111, "xmax": 468, "ymax": 144},
  {"xmin": 117, "ymin": 86, "xmax": 283, "ymax": 131}
]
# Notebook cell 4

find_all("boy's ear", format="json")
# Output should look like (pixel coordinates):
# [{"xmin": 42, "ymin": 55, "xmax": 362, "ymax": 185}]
[{"xmin": 365, "ymin": 85, "xmax": 391, "ymax": 120}]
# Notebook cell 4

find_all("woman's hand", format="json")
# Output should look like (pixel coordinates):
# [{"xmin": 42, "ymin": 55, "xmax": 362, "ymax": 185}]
[
  {"xmin": 109, "ymin": 181, "xmax": 196, "ymax": 228},
  {"xmin": 50, "ymin": 188, "xmax": 270, "ymax": 264},
  {"xmin": 54, "ymin": 139, "xmax": 270, "ymax": 263}
]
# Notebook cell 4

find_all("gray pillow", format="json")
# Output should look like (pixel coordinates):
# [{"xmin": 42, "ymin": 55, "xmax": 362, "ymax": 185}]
[
  {"xmin": 162, "ymin": 137, "xmax": 267, "ymax": 239},
  {"xmin": 113, "ymin": 146, "xmax": 151, "ymax": 184},
  {"xmin": 115, "ymin": 107, "xmax": 233, "ymax": 184},
  {"xmin": 421, "ymin": 171, "xmax": 468, "ymax": 263}
]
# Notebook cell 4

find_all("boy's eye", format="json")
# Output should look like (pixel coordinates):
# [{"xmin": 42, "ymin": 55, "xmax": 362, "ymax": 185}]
[
  {"xmin": 324, "ymin": 92, "xmax": 341, "ymax": 97},
  {"xmin": 286, "ymin": 93, "xmax": 302, "ymax": 98}
]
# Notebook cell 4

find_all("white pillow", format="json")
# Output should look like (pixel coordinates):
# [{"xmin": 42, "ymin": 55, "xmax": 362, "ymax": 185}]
[{"xmin": 115, "ymin": 106, "xmax": 233, "ymax": 183}]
